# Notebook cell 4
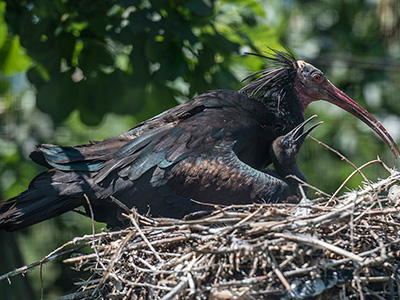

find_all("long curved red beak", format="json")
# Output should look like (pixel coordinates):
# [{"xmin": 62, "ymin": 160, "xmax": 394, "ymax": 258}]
[{"xmin": 325, "ymin": 83, "xmax": 399, "ymax": 158}]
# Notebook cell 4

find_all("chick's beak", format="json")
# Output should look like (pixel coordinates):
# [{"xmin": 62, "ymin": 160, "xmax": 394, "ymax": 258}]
[{"xmin": 289, "ymin": 115, "xmax": 323, "ymax": 147}]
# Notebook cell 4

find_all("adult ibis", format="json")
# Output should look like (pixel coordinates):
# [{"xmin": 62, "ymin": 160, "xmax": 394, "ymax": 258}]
[{"xmin": 0, "ymin": 49, "xmax": 398, "ymax": 231}]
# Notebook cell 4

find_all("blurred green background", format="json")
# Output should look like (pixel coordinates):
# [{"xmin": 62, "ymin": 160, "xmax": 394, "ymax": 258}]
[{"xmin": 0, "ymin": 0, "xmax": 399, "ymax": 298}]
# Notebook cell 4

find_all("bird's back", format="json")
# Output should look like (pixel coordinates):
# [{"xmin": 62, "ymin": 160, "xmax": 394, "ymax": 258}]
[{"xmin": 1, "ymin": 90, "xmax": 289, "ymax": 230}]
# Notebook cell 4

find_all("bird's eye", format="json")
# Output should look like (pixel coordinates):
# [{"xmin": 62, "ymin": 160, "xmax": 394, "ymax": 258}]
[
  {"xmin": 313, "ymin": 74, "xmax": 322, "ymax": 83},
  {"xmin": 282, "ymin": 140, "xmax": 290, "ymax": 149}
]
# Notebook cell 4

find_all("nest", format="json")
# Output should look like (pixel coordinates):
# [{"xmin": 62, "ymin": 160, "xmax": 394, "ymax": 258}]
[{"xmin": 2, "ymin": 161, "xmax": 400, "ymax": 300}]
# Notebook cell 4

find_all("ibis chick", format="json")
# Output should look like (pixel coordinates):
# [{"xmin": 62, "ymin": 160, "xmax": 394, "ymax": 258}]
[{"xmin": 269, "ymin": 115, "xmax": 322, "ymax": 200}]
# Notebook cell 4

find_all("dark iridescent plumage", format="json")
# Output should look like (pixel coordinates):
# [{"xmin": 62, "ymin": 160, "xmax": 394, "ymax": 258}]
[
  {"xmin": 0, "ymin": 50, "xmax": 397, "ymax": 231},
  {"xmin": 269, "ymin": 115, "xmax": 322, "ymax": 198},
  {"xmin": 0, "ymin": 89, "xmax": 295, "ymax": 230}
]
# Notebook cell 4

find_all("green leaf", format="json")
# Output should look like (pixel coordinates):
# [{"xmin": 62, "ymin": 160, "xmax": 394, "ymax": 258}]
[
  {"xmin": 27, "ymin": 64, "xmax": 50, "ymax": 87},
  {"xmin": 0, "ymin": 35, "xmax": 30, "ymax": 74},
  {"xmin": 36, "ymin": 72, "xmax": 77, "ymax": 122},
  {"xmin": 0, "ymin": 1, "xmax": 7, "ymax": 50}
]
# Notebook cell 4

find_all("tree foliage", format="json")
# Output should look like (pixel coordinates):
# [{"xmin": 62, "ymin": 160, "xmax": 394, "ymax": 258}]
[
  {"xmin": 4, "ymin": 0, "xmax": 267, "ymax": 125},
  {"xmin": 1, "ymin": 0, "xmax": 400, "ymax": 299}
]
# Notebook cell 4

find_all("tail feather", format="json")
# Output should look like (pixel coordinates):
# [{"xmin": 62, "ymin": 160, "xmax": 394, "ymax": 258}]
[{"xmin": 0, "ymin": 190, "xmax": 83, "ymax": 231}]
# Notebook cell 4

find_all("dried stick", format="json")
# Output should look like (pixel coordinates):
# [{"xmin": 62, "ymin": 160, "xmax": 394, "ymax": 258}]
[
  {"xmin": 97, "ymin": 230, "xmax": 135, "ymax": 287},
  {"xmin": 328, "ymin": 159, "xmax": 382, "ymax": 205},
  {"xmin": 122, "ymin": 212, "xmax": 164, "ymax": 263},
  {"xmin": 309, "ymin": 136, "xmax": 376, "ymax": 203},
  {"xmin": 110, "ymin": 195, "xmax": 131, "ymax": 214},
  {"xmin": 274, "ymin": 233, "xmax": 364, "ymax": 262},
  {"xmin": 354, "ymin": 266, "xmax": 365, "ymax": 300},
  {"xmin": 305, "ymin": 171, "xmax": 400, "ymax": 227},
  {"xmin": 267, "ymin": 248, "xmax": 294, "ymax": 298},
  {"xmin": 286, "ymin": 174, "xmax": 331, "ymax": 197},
  {"xmin": 0, "ymin": 243, "xmax": 88, "ymax": 282},
  {"xmin": 160, "ymin": 277, "xmax": 189, "ymax": 300},
  {"xmin": 84, "ymin": 195, "xmax": 107, "ymax": 270}
]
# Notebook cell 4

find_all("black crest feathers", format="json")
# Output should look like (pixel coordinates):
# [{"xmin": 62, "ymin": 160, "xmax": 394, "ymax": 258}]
[{"xmin": 239, "ymin": 48, "xmax": 298, "ymax": 103}]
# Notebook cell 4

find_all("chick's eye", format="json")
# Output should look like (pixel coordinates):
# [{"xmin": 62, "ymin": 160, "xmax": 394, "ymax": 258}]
[
  {"xmin": 313, "ymin": 74, "xmax": 322, "ymax": 83},
  {"xmin": 282, "ymin": 140, "xmax": 290, "ymax": 149}
]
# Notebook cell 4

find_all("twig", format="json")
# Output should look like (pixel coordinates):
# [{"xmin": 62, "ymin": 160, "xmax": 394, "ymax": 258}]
[
  {"xmin": 54, "ymin": 290, "xmax": 94, "ymax": 300},
  {"xmin": 83, "ymin": 195, "xmax": 107, "ymax": 270},
  {"xmin": 97, "ymin": 230, "xmax": 135, "ymax": 287},
  {"xmin": 110, "ymin": 195, "xmax": 131, "ymax": 214},
  {"xmin": 286, "ymin": 174, "xmax": 331, "ymax": 197},
  {"xmin": 267, "ymin": 248, "xmax": 295, "ymax": 298},
  {"xmin": 83, "ymin": 195, "xmax": 108, "ymax": 298},
  {"xmin": 122, "ymin": 212, "xmax": 164, "ymax": 263},
  {"xmin": 274, "ymin": 233, "xmax": 364, "ymax": 262},
  {"xmin": 160, "ymin": 277, "xmax": 189, "ymax": 300},
  {"xmin": 309, "ymin": 136, "xmax": 377, "ymax": 204},
  {"xmin": 328, "ymin": 159, "xmax": 382, "ymax": 205},
  {"xmin": 0, "ymin": 243, "xmax": 88, "ymax": 281},
  {"xmin": 354, "ymin": 266, "xmax": 365, "ymax": 300}
]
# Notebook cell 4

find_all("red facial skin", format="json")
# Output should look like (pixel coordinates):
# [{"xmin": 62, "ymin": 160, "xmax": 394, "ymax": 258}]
[{"xmin": 293, "ymin": 60, "xmax": 399, "ymax": 158}]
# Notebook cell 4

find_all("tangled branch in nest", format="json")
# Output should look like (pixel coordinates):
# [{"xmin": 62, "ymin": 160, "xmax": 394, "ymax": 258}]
[{"xmin": 2, "ymin": 163, "xmax": 400, "ymax": 300}]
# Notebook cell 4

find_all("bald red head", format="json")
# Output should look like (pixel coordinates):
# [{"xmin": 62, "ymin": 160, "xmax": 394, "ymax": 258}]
[{"xmin": 293, "ymin": 59, "xmax": 400, "ymax": 157}]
